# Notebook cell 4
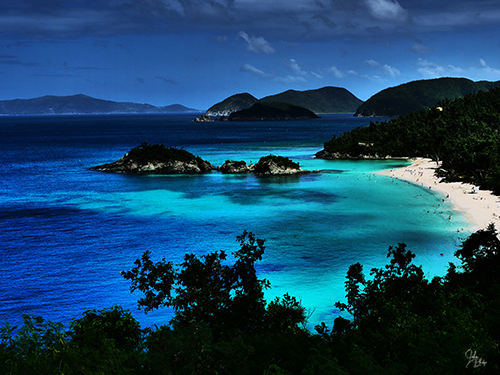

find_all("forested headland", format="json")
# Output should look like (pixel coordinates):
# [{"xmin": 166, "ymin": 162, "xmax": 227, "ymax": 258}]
[
  {"xmin": 318, "ymin": 86, "xmax": 500, "ymax": 194},
  {"xmin": 1, "ymin": 227, "xmax": 499, "ymax": 374}
]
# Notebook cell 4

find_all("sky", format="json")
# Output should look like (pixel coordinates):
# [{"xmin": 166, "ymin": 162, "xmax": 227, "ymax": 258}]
[{"xmin": 1, "ymin": 0, "xmax": 500, "ymax": 110}]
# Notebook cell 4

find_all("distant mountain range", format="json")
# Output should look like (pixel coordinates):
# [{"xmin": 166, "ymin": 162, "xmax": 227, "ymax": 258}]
[
  {"xmin": 355, "ymin": 78, "xmax": 500, "ymax": 117},
  {"xmin": 206, "ymin": 79, "xmax": 500, "ymax": 119},
  {"xmin": 4, "ymin": 78, "xmax": 500, "ymax": 118},
  {"xmin": 206, "ymin": 86, "xmax": 362, "ymax": 116},
  {"xmin": 0, "ymin": 94, "xmax": 200, "ymax": 115}
]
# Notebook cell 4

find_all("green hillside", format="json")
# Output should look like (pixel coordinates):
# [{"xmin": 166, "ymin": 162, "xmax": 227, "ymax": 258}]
[
  {"xmin": 205, "ymin": 93, "xmax": 258, "ymax": 116},
  {"xmin": 260, "ymin": 86, "xmax": 363, "ymax": 113},
  {"xmin": 355, "ymin": 77, "xmax": 500, "ymax": 117},
  {"xmin": 228, "ymin": 101, "xmax": 320, "ymax": 121},
  {"xmin": 319, "ymin": 86, "xmax": 500, "ymax": 193}
]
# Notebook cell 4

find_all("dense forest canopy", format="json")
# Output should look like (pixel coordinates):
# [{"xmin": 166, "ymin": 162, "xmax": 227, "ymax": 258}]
[
  {"xmin": 354, "ymin": 77, "xmax": 500, "ymax": 117},
  {"xmin": 1, "ymin": 226, "xmax": 499, "ymax": 374},
  {"xmin": 319, "ymin": 86, "xmax": 500, "ymax": 194}
]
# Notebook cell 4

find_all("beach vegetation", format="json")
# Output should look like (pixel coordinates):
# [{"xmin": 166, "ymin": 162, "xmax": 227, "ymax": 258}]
[
  {"xmin": 1, "ymin": 228, "xmax": 499, "ymax": 374},
  {"xmin": 321, "ymin": 86, "xmax": 500, "ymax": 193}
]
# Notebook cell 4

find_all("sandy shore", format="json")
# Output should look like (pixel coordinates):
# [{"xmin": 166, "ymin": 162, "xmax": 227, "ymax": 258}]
[{"xmin": 378, "ymin": 158, "xmax": 500, "ymax": 231}]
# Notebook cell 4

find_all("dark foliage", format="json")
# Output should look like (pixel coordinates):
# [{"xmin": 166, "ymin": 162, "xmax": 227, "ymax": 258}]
[
  {"xmin": 321, "ymin": 86, "xmax": 500, "ymax": 193},
  {"xmin": 260, "ymin": 86, "xmax": 363, "ymax": 113},
  {"xmin": 255, "ymin": 154, "xmax": 301, "ymax": 171},
  {"xmin": 2, "ymin": 228, "xmax": 499, "ymax": 374},
  {"xmin": 126, "ymin": 142, "xmax": 201, "ymax": 164},
  {"xmin": 355, "ymin": 77, "xmax": 500, "ymax": 117},
  {"xmin": 228, "ymin": 101, "xmax": 319, "ymax": 121}
]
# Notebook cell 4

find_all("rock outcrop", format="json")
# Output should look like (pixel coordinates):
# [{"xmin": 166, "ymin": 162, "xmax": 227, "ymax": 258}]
[
  {"xmin": 218, "ymin": 160, "xmax": 253, "ymax": 174},
  {"xmin": 253, "ymin": 155, "xmax": 316, "ymax": 176},
  {"xmin": 194, "ymin": 113, "xmax": 213, "ymax": 122},
  {"xmin": 217, "ymin": 156, "xmax": 317, "ymax": 175},
  {"xmin": 90, "ymin": 143, "xmax": 215, "ymax": 174}
]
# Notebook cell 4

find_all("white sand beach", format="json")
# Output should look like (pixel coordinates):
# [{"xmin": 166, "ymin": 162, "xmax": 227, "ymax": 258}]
[{"xmin": 379, "ymin": 158, "xmax": 500, "ymax": 232}]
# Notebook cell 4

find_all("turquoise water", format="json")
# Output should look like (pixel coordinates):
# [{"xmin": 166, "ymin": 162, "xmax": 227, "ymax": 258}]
[{"xmin": 0, "ymin": 114, "xmax": 470, "ymax": 329}]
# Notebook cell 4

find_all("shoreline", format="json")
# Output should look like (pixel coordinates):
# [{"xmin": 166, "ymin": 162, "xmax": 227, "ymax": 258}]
[{"xmin": 378, "ymin": 157, "xmax": 500, "ymax": 232}]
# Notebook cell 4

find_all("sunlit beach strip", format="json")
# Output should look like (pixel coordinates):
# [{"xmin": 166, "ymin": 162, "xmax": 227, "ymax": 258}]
[{"xmin": 378, "ymin": 157, "xmax": 500, "ymax": 232}]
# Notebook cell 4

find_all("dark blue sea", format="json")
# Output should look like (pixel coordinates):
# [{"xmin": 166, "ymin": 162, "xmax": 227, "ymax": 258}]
[{"xmin": 0, "ymin": 114, "xmax": 470, "ymax": 329}]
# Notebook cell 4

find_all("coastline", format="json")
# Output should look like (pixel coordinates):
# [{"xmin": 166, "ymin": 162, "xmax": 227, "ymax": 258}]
[{"xmin": 378, "ymin": 157, "xmax": 500, "ymax": 232}]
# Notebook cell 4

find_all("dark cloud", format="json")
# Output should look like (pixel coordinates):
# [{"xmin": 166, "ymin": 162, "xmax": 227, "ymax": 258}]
[
  {"xmin": 0, "ymin": 0, "xmax": 498, "ymax": 41},
  {"xmin": 312, "ymin": 14, "xmax": 337, "ymax": 29}
]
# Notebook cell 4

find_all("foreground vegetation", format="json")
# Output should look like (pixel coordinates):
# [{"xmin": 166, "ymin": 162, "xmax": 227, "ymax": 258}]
[
  {"xmin": 321, "ymin": 86, "xmax": 500, "ymax": 193},
  {"xmin": 1, "ymin": 226, "xmax": 499, "ymax": 374}
]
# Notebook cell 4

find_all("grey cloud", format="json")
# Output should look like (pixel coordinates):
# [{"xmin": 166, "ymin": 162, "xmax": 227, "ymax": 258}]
[
  {"xmin": 238, "ymin": 31, "xmax": 276, "ymax": 54},
  {"xmin": 240, "ymin": 63, "xmax": 267, "ymax": 78},
  {"xmin": 411, "ymin": 42, "xmax": 431, "ymax": 54},
  {"xmin": 0, "ymin": 0, "xmax": 499, "ymax": 41},
  {"xmin": 285, "ymin": 59, "xmax": 307, "ymax": 76},
  {"xmin": 364, "ymin": 0, "xmax": 408, "ymax": 21}
]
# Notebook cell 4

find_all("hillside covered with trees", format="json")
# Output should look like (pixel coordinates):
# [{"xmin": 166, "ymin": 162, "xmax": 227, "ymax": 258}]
[
  {"xmin": 355, "ymin": 78, "xmax": 500, "ymax": 117},
  {"xmin": 318, "ymin": 86, "xmax": 500, "ymax": 194},
  {"xmin": 1, "ymin": 227, "xmax": 499, "ymax": 374},
  {"xmin": 259, "ymin": 86, "xmax": 363, "ymax": 114},
  {"xmin": 205, "ymin": 86, "xmax": 363, "ymax": 117},
  {"xmin": 228, "ymin": 101, "xmax": 320, "ymax": 121}
]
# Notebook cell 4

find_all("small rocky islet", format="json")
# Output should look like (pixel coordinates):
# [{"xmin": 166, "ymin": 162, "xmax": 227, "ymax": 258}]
[{"xmin": 90, "ymin": 143, "xmax": 316, "ymax": 176}]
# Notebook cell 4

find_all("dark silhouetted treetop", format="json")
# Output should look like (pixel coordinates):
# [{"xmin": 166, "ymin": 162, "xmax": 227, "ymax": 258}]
[{"xmin": 121, "ymin": 231, "xmax": 306, "ymax": 335}]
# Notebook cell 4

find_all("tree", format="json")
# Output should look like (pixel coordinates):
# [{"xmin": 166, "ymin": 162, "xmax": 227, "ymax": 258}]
[
  {"xmin": 454, "ymin": 223, "xmax": 500, "ymax": 275},
  {"xmin": 121, "ymin": 231, "xmax": 305, "ymax": 335}
]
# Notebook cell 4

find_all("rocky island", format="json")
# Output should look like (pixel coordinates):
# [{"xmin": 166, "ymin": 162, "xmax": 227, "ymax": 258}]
[
  {"xmin": 91, "ymin": 143, "xmax": 315, "ymax": 176},
  {"xmin": 218, "ymin": 155, "xmax": 316, "ymax": 176},
  {"xmin": 90, "ymin": 143, "xmax": 215, "ymax": 174}
]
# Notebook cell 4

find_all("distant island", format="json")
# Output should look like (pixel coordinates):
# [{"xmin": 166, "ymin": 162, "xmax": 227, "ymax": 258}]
[
  {"xmin": 227, "ymin": 102, "xmax": 320, "ymax": 121},
  {"xmin": 0, "ymin": 94, "xmax": 200, "ymax": 115},
  {"xmin": 355, "ymin": 78, "xmax": 500, "ymax": 117},
  {"xmin": 205, "ymin": 86, "xmax": 363, "ymax": 118}
]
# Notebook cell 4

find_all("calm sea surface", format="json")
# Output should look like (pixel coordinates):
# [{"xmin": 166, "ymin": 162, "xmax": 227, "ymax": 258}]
[{"xmin": 0, "ymin": 114, "xmax": 470, "ymax": 329}]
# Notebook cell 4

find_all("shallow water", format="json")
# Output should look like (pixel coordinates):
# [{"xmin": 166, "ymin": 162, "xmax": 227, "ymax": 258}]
[{"xmin": 0, "ymin": 114, "xmax": 470, "ymax": 329}]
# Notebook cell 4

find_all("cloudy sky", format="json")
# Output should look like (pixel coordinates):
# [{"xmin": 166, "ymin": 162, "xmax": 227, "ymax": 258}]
[{"xmin": 1, "ymin": 0, "xmax": 500, "ymax": 109}]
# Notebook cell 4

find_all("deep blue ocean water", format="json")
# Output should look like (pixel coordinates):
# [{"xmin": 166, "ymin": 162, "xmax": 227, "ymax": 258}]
[{"xmin": 0, "ymin": 114, "xmax": 470, "ymax": 329}]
